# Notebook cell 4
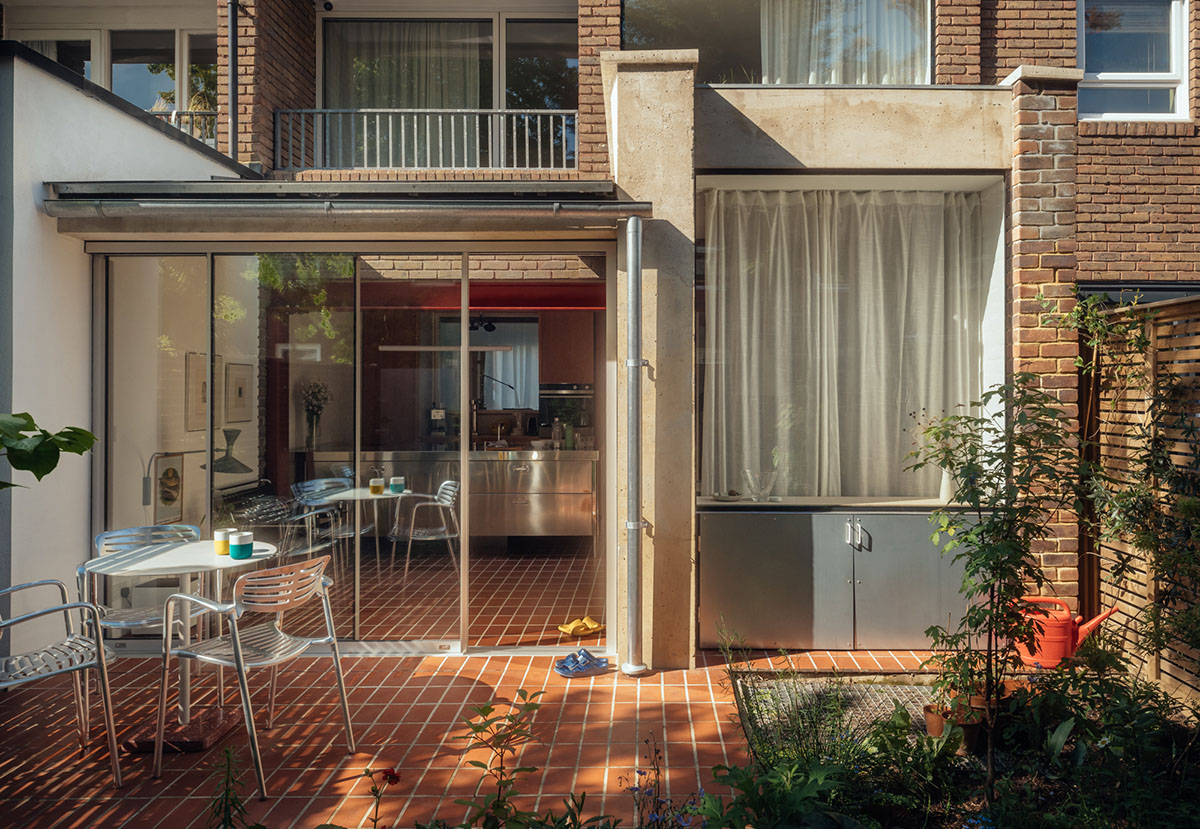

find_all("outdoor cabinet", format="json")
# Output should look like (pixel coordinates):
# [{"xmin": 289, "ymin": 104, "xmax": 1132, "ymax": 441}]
[{"xmin": 697, "ymin": 510, "xmax": 966, "ymax": 650}]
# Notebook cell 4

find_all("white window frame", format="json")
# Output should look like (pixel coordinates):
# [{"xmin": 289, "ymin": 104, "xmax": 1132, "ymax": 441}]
[
  {"xmin": 7, "ymin": 28, "xmax": 106, "ymax": 86},
  {"xmin": 1078, "ymin": 0, "xmax": 1189, "ymax": 121}
]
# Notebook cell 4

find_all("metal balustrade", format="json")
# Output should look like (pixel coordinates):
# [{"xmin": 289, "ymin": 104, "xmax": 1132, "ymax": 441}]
[
  {"xmin": 274, "ymin": 109, "xmax": 578, "ymax": 171},
  {"xmin": 149, "ymin": 110, "xmax": 218, "ymax": 147}
]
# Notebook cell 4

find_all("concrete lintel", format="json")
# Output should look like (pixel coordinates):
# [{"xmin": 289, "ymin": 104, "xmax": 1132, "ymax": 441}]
[
  {"xmin": 600, "ymin": 49, "xmax": 700, "ymax": 69},
  {"xmin": 1001, "ymin": 64, "xmax": 1085, "ymax": 88}
]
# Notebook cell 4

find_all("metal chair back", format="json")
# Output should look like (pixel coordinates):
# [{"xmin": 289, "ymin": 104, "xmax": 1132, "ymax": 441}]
[
  {"xmin": 95, "ymin": 524, "xmax": 200, "ymax": 555},
  {"xmin": 291, "ymin": 477, "xmax": 352, "ymax": 505},
  {"xmin": 434, "ymin": 480, "xmax": 460, "ymax": 507},
  {"xmin": 233, "ymin": 556, "xmax": 328, "ymax": 615}
]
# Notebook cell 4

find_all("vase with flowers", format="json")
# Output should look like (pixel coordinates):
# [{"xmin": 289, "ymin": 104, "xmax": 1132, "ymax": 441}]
[{"xmin": 300, "ymin": 379, "xmax": 332, "ymax": 451}]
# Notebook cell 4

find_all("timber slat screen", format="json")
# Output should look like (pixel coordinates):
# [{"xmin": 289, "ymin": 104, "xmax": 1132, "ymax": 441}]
[{"xmin": 1095, "ymin": 298, "xmax": 1200, "ymax": 700}]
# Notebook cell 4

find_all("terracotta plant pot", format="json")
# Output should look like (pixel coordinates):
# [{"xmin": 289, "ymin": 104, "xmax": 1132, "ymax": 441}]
[{"xmin": 923, "ymin": 703, "xmax": 983, "ymax": 756}]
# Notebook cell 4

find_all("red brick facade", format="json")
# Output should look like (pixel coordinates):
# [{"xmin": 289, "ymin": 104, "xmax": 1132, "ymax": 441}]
[{"xmin": 933, "ymin": 0, "xmax": 1077, "ymax": 86}]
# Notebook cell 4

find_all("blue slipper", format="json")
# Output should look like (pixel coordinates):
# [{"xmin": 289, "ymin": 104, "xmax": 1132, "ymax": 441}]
[
  {"xmin": 555, "ymin": 652, "xmax": 583, "ymax": 670},
  {"xmin": 553, "ymin": 650, "xmax": 610, "ymax": 678}
]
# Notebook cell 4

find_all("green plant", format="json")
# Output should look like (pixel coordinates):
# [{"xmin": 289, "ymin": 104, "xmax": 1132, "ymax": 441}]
[
  {"xmin": 207, "ymin": 747, "xmax": 265, "ymax": 829},
  {"xmin": 695, "ymin": 763, "xmax": 865, "ymax": 828},
  {"xmin": 0, "ymin": 412, "xmax": 95, "ymax": 489},
  {"xmin": 910, "ymin": 374, "xmax": 1087, "ymax": 802},
  {"xmin": 863, "ymin": 702, "xmax": 963, "ymax": 813},
  {"xmin": 621, "ymin": 734, "xmax": 701, "ymax": 827},
  {"xmin": 455, "ymin": 688, "xmax": 546, "ymax": 829}
]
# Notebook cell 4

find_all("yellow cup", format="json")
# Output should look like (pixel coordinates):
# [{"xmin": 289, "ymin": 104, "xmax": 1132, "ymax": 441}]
[
  {"xmin": 369, "ymin": 477, "xmax": 385, "ymax": 495},
  {"xmin": 214, "ymin": 528, "xmax": 236, "ymax": 556}
]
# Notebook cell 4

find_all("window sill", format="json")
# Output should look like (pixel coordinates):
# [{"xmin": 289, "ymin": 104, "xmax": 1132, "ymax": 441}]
[{"xmin": 1078, "ymin": 120, "xmax": 1195, "ymax": 137}]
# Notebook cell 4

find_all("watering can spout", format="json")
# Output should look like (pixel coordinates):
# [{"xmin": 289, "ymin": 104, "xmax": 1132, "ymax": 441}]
[{"xmin": 1075, "ymin": 606, "xmax": 1118, "ymax": 647}]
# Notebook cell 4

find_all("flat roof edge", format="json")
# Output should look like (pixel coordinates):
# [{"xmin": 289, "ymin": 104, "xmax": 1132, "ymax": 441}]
[
  {"xmin": 47, "ymin": 179, "xmax": 617, "ymax": 199},
  {"xmin": 0, "ymin": 40, "xmax": 260, "ymax": 180}
]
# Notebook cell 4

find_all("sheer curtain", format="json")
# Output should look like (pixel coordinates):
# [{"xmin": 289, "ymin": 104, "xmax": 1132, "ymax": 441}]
[
  {"xmin": 701, "ymin": 189, "xmax": 988, "ymax": 498},
  {"xmin": 483, "ymin": 324, "xmax": 539, "ymax": 410},
  {"xmin": 323, "ymin": 20, "xmax": 485, "ymax": 166},
  {"xmin": 761, "ymin": 0, "xmax": 930, "ymax": 84}
]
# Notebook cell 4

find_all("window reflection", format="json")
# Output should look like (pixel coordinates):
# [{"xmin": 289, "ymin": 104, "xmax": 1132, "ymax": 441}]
[{"xmin": 110, "ymin": 29, "xmax": 176, "ymax": 110}]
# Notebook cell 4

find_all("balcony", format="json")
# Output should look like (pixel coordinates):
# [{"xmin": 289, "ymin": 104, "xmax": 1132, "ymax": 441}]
[
  {"xmin": 149, "ymin": 110, "xmax": 218, "ymax": 148},
  {"xmin": 274, "ymin": 108, "xmax": 578, "ymax": 172}
]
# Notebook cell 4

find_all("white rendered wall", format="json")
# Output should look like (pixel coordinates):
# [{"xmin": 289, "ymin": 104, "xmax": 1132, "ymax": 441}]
[{"xmin": 5, "ymin": 58, "xmax": 236, "ymax": 652}]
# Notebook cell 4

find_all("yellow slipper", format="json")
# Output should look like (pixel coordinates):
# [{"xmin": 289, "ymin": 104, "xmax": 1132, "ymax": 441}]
[
  {"xmin": 557, "ymin": 619, "xmax": 589, "ymax": 636},
  {"xmin": 582, "ymin": 616, "xmax": 605, "ymax": 635}
]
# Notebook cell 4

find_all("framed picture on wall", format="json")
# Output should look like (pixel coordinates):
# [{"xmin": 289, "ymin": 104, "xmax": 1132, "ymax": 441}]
[
  {"xmin": 152, "ymin": 453, "xmax": 184, "ymax": 524},
  {"xmin": 185, "ymin": 352, "xmax": 223, "ymax": 432},
  {"xmin": 225, "ymin": 363, "xmax": 253, "ymax": 423}
]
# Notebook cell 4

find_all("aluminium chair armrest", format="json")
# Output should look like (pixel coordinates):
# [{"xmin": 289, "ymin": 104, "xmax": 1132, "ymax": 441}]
[
  {"xmin": 162, "ymin": 592, "xmax": 236, "ymax": 618},
  {"xmin": 0, "ymin": 600, "xmax": 102, "ymax": 632},
  {"xmin": 0, "ymin": 578, "xmax": 70, "ymax": 604}
]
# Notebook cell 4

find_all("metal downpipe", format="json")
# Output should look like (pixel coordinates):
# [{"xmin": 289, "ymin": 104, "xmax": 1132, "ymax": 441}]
[{"xmin": 622, "ymin": 216, "xmax": 648, "ymax": 676}]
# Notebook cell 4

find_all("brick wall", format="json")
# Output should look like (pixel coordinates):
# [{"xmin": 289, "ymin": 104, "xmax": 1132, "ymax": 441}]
[
  {"xmin": 934, "ymin": 0, "xmax": 982, "ymax": 84},
  {"xmin": 217, "ymin": 0, "xmax": 315, "ymax": 167},
  {"xmin": 577, "ymin": 0, "xmax": 619, "ymax": 177},
  {"xmin": 980, "ymin": 0, "xmax": 1077, "ymax": 85},
  {"xmin": 1010, "ymin": 71, "xmax": 1082, "ymax": 608},
  {"xmin": 359, "ymin": 254, "xmax": 605, "ymax": 280}
]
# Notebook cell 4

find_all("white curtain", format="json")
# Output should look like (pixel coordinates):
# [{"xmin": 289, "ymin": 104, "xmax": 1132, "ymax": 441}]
[
  {"xmin": 701, "ymin": 189, "xmax": 988, "ymax": 498},
  {"xmin": 761, "ymin": 0, "xmax": 930, "ymax": 84},
  {"xmin": 323, "ymin": 20, "xmax": 485, "ymax": 167},
  {"xmin": 482, "ymin": 324, "xmax": 539, "ymax": 410}
]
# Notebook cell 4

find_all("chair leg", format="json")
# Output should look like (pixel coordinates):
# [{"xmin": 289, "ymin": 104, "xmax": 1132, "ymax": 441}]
[
  {"xmin": 445, "ymin": 536, "xmax": 459, "ymax": 575},
  {"xmin": 70, "ymin": 671, "xmax": 88, "ymax": 754},
  {"xmin": 329, "ymin": 643, "xmax": 356, "ymax": 754},
  {"xmin": 233, "ymin": 662, "xmax": 268, "ymax": 800},
  {"xmin": 81, "ymin": 670, "xmax": 91, "ymax": 744},
  {"xmin": 405, "ymin": 534, "xmax": 415, "ymax": 579},
  {"xmin": 267, "ymin": 665, "xmax": 279, "ymax": 731},
  {"xmin": 153, "ymin": 651, "xmax": 173, "ymax": 779},
  {"xmin": 94, "ymin": 658, "xmax": 123, "ymax": 788}
]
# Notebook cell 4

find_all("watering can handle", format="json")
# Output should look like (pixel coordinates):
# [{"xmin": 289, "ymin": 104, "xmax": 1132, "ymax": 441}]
[{"xmin": 1021, "ymin": 596, "xmax": 1072, "ymax": 614}]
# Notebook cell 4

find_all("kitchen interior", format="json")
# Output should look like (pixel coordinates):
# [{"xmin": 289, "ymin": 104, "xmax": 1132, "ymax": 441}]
[{"xmin": 342, "ymin": 254, "xmax": 608, "ymax": 648}]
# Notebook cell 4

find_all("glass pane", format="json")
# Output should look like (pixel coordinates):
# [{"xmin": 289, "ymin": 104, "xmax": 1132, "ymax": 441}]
[
  {"xmin": 106, "ymin": 256, "xmax": 208, "ymax": 630},
  {"xmin": 624, "ymin": 0, "xmax": 929, "ymax": 84},
  {"xmin": 467, "ymin": 254, "xmax": 606, "ymax": 649},
  {"xmin": 23, "ymin": 39, "xmax": 92, "ymax": 78},
  {"xmin": 212, "ymin": 254, "xmax": 357, "ymax": 638},
  {"xmin": 187, "ymin": 33, "xmax": 218, "ymax": 110},
  {"xmin": 505, "ymin": 21, "xmax": 578, "ymax": 168},
  {"xmin": 699, "ymin": 190, "xmax": 995, "ymax": 499},
  {"xmin": 322, "ymin": 19, "xmax": 494, "ymax": 167},
  {"xmin": 111, "ymin": 29, "xmax": 176, "ymax": 110},
  {"xmin": 359, "ymin": 255, "xmax": 463, "ymax": 642},
  {"xmin": 1085, "ymin": 0, "xmax": 1172, "ymax": 74},
  {"xmin": 1079, "ymin": 85, "xmax": 1176, "ymax": 114}
]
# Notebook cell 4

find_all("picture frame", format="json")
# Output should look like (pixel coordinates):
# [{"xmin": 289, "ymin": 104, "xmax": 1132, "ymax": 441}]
[
  {"xmin": 152, "ymin": 453, "xmax": 184, "ymax": 524},
  {"xmin": 185, "ymin": 352, "xmax": 222, "ymax": 432},
  {"xmin": 225, "ymin": 362, "xmax": 254, "ymax": 423}
]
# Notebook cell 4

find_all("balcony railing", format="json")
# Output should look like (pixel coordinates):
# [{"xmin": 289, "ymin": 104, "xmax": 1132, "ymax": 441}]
[
  {"xmin": 274, "ymin": 109, "xmax": 578, "ymax": 172},
  {"xmin": 149, "ymin": 110, "xmax": 218, "ymax": 147}
]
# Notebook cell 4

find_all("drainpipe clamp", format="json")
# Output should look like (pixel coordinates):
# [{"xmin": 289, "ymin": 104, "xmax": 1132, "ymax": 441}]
[
  {"xmin": 625, "ymin": 520, "xmax": 649, "ymax": 530},
  {"xmin": 625, "ymin": 359, "xmax": 649, "ymax": 368}
]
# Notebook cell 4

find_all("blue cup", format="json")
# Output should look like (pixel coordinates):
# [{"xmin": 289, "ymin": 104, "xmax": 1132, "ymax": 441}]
[
  {"xmin": 390, "ymin": 476, "xmax": 406, "ymax": 494},
  {"xmin": 229, "ymin": 531, "xmax": 254, "ymax": 560}
]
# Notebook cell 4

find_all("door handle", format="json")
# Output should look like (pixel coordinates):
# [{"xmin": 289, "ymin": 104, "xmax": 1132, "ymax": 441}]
[
  {"xmin": 512, "ymin": 465, "xmax": 530, "ymax": 472},
  {"xmin": 845, "ymin": 517, "xmax": 856, "ymax": 549},
  {"xmin": 513, "ymin": 497, "xmax": 530, "ymax": 505}
]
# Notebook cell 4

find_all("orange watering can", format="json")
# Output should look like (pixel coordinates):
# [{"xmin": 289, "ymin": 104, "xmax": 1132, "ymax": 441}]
[{"xmin": 1015, "ymin": 597, "xmax": 1117, "ymax": 669}]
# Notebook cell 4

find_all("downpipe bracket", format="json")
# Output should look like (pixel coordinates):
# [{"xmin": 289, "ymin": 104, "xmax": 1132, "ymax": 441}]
[{"xmin": 625, "ymin": 358, "xmax": 649, "ymax": 368}]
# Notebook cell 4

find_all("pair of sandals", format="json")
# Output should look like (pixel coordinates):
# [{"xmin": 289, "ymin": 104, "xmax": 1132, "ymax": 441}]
[
  {"xmin": 554, "ymin": 648, "xmax": 610, "ymax": 678},
  {"xmin": 556, "ymin": 615, "xmax": 605, "ymax": 637}
]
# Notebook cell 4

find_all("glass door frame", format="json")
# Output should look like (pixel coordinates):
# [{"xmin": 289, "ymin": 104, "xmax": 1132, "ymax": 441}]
[{"xmin": 94, "ymin": 240, "xmax": 617, "ymax": 655}]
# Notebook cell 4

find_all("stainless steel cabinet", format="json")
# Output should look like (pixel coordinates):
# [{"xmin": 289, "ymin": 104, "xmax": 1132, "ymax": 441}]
[
  {"xmin": 698, "ymin": 513, "xmax": 853, "ymax": 649},
  {"xmin": 698, "ymin": 510, "xmax": 965, "ymax": 650}
]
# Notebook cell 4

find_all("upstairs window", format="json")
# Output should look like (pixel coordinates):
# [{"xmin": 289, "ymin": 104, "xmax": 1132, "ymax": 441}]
[
  {"xmin": 1079, "ymin": 0, "xmax": 1188, "ymax": 119},
  {"xmin": 623, "ymin": 0, "xmax": 930, "ymax": 85}
]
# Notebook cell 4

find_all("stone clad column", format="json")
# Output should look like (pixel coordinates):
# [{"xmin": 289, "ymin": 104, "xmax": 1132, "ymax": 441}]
[
  {"xmin": 1005, "ymin": 64, "xmax": 1084, "ymax": 610},
  {"xmin": 601, "ymin": 50, "xmax": 698, "ymax": 669}
]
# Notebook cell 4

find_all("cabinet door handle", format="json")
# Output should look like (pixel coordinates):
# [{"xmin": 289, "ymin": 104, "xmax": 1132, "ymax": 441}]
[
  {"xmin": 513, "ymin": 497, "xmax": 530, "ymax": 505},
  {"xmin": 845, "ymin": 517, "xmax": 856, "ymax": 549},
  {"xmin": 512, "ymin": 465, "xmax": 530, "ymax": 472}
]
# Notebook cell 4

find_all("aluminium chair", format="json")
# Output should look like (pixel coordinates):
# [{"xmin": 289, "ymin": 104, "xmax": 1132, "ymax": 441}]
[
  {"xmin": 387, "ymin": 480, "xmax": 460, "ymax": 578},
  {"xmin": 152, "ymin": 555, "xmax": 355, "ymax": 800},
  {"xmin": 0, "ymin": 579, "xmax": 122, "ymax": 787}
]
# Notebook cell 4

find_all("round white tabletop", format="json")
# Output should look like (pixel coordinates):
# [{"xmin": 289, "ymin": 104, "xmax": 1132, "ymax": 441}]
[
  {"xmin": 82, "ymin": 539, "xmax": 278, "ymax": 578},
  {"xmin": 317, "ymin": 487, "xmax": 402, "ymax": 503}
]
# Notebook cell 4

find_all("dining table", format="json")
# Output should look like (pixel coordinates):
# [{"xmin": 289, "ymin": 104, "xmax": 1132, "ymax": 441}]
[{"xmin": 81, "ymin": 538, "xmax": 277, "ymax": 751}]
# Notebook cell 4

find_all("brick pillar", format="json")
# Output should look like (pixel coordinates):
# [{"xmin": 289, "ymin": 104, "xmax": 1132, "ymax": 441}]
[
  {"xmin": 218, "ymin": 0, "xmax": 316, "ymax": 169},
  {"xmin": 578, "ymin": 0, "xmax": 619, "ymax": 178},
  {"xmin": 934, "ymin": 0, "xmax": 982, "ymax": 84},
  {"xmin": 1007, "ymin": 65, "xmax": 1084, "ymax": 609}
]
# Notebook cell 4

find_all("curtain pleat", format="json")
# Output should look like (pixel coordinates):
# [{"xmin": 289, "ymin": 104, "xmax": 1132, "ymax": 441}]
[{"xmin": 701, "ymin": 189, "xmax": 988, "ymax": 499}]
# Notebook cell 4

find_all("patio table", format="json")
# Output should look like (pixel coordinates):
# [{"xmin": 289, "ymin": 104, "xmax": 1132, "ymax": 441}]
[{"xmin": 81, "ymin": 539, "xmax": 276, "ymax": 750}]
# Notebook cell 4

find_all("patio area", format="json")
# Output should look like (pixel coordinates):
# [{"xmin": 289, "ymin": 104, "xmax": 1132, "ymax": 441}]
[{"xmin": 0, "ymin": 650, "xmax": 933, "ymax": 828}]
